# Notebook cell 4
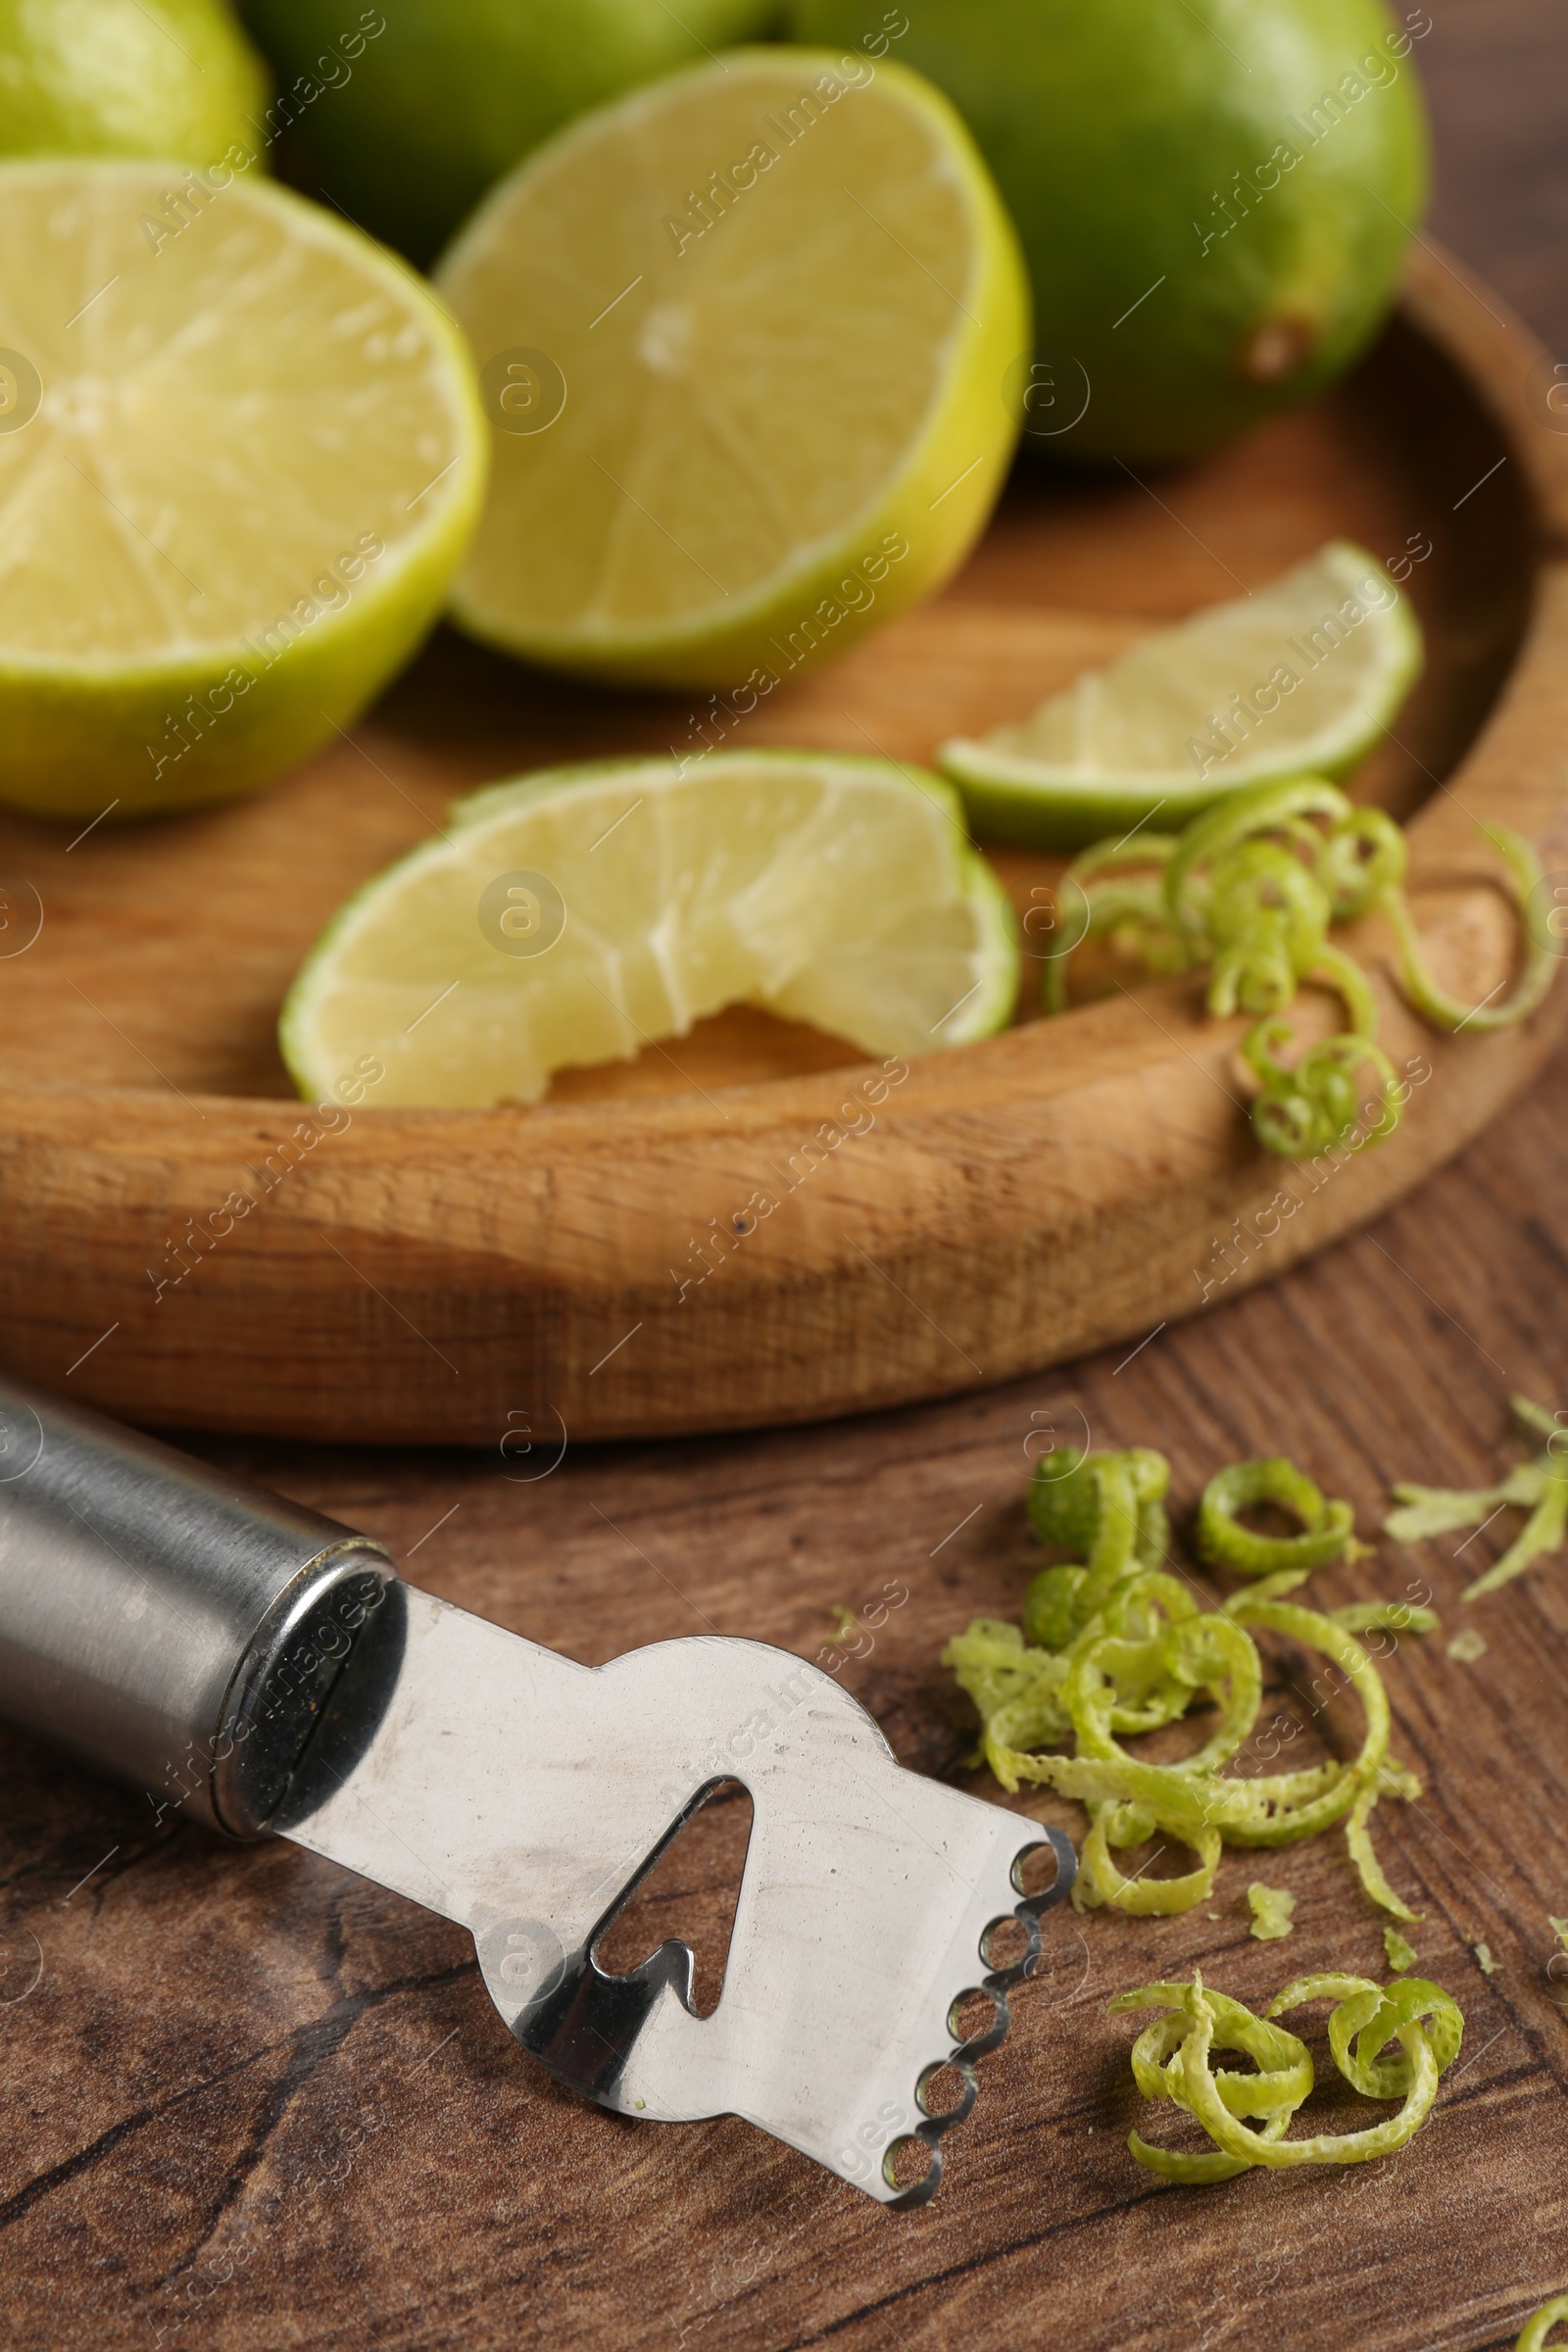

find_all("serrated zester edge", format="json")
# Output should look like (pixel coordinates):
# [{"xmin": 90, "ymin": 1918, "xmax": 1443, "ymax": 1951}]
[{"xmin": 885, "ymin": 1824, "xmax": 1078, "ymax": 2210}]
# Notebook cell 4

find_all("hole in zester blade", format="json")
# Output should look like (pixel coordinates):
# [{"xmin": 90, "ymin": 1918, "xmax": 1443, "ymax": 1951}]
[
  {"xmin": 948, "ymin": 1985, "xmax": 1004, "ymax": 2049},
  {"xmin": 1012, "ymin": 1837, "xmax": 1069, "ymax": 1902},
  {"xmin": 592, "ymin": 1779, "xmax": 754, "ymax": 2018},
  {"xmin": 917, "ymin": 2059, "xmax": 976, "ymax": 2123},
  {"xmin": 979, "ymin": 1915, "xmax": 1032, "ymax": 1973},
  {"xmin": 883, "ymin": 2133, "xmax": 939, "ymax": 2197}
]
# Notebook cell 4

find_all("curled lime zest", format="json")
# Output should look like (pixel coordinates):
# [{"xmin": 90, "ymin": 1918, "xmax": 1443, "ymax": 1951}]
[
  {"xmin": 1270, "ymin": 1972, "xmax": 1463, "ymax": 2093},
  {"xmin": 1198, "ymin": 1456, "xmax": 1358, "ymax": 1581},
  {"xmin": 1028, "ymin": 1445, "xmax": 1171, "ymax": 1568},
  {"xmin": 1040, "ymin": 780, "xmax": 1553, "ymax": 1160},
  {"xmin": 1109, "ymin": 1980, "xmax": 1312, "ymax": 2182},
  {"xmin": 1384, "ymin": 1926, "xmax": 1417, "ymax": 1973},
  {"xmin": 1244, "ymin": 1012, "xmax": 1401, "ymax": 1159},
  {"xmin": 1113, "ymin": 1970, "xmax": 1463, "ymax": 2180},
  {"xmin": 1163, "ymin": 778, "xmax": 1351, "ymax": 950},
  {"xmin": 1317, "ymin": 805, "xmax": 1409, "ymax": 919},
  {"xmin": 1518, "ymin": 2299, "xmax": 1568, "ymax": 2352},
  {"xmin": 1041, "ymin": 839, "xmax": 1182, "ymax": 1017},
  {"xmin": 1381, "ymin": 821, "xmax": 1555, "ymax": 1033},
  {"xmin": 1386, "ymin": 1395, "xmax": 1568, "ymax": 1601},
  {"xmin": 949, "ymin": 1447, "xmax": 1434, "ymax": 1920}
]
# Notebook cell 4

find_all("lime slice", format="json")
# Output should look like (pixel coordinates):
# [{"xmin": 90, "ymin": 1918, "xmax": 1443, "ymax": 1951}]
[
  {"xmin": 434, "ymin": 50, "xmax": 1028, "ymax": 689},
  {"xmin": 279, "ymin": 751, "xmax": 1018, "ymax": 1108},
  {"xmin": 0, "ymin": 161, "xmax": 485, "ymax": 819},
  {"xmin": 941, "ymin": 542, "xmax": 1424, "ymax": 850}
]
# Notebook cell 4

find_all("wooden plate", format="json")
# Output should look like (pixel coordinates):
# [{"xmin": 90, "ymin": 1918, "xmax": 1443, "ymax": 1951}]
[{"xmin": 3, "ymin": 244, "xmax": 1565, "ymax": 1446}]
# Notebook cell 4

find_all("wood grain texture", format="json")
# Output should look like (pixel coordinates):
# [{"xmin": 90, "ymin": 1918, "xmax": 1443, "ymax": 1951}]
[
  {"xmin": 4, "ymin": 8, "xmax": 1568, "ymax": 2347},
  {"xmin": 0, "ymin": 250, "xmax": 1565, "ymax": 1442},
  {"xmin": 5, "ymin": 1117, "xmax": 1568, "ymax": 2352}
]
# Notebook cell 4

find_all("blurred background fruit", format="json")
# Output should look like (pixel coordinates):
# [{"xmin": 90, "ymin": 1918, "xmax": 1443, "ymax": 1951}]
[
  {"xmin": 789, "ymin": 0, "xmax": 1431, "ymax": 461},
  {"xmin": 0, "ymin": 0, "xmax": 269, "ymax": 168},
  {"xmin": 435, "ymin": 51, "xmax": 1027, "ymax": 689},
  {"xmin": 237, "ymin": 0, "xmax": 782, "ymax": 264}
]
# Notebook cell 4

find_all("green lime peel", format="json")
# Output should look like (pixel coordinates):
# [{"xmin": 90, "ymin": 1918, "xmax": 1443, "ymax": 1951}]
[
  {"xmin": 1111, "ymin": 1970, "xmax": 1463, "ymax": 2181},
  {"xmin": 1043, "ymin": 778, "xmax": 1550, "ymax": 1160},
  {"xmin": 944, "ymin": 1446, "xmax": 1436, "ymax": 1921}
]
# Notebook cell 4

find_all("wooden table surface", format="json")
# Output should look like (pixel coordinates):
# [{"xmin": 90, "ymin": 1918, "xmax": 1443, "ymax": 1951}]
[{"xmin": 6, "ymin": 8, "xmax": 1568, "ymax": 2347}]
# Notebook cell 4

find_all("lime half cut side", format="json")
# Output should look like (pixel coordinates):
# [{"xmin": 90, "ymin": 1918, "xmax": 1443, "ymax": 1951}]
[
  {"xmin": 279, "ymin": 751, "xmax": 1020, "ymax": 1108},
  {"xmin": 0, "ymin": 161, "xmax": 485, "ymax": 818},
  {"xmin": 435, "ymin": 49, "xmax": 1028, "ymax": 689},
  {"xmin": 941, "ymin": 542, "xmax": 1424, "ymax": 850}
]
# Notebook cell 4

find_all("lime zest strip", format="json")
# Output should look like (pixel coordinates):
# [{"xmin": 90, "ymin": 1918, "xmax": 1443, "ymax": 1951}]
[
  {"xmin": 1518, "ymin": 2296, "xmax": 1568, "ymax": 2350},
  {"xmin": 1381, "ymin": 822, "xmax": 1556, "ymax": 1033},
  {"xmin": 1041, "ymin": 777, "xmax": 1554, "ymax": 1162},
  {"xmin": 1111, "ymin": 1970, "xmax": 1463, "ymax": 2180},
  {"xmin": 1108, "ymin": 1981, "xmax": 1312, "ymax": 2183},
  {"xmin": 1386, "ymin": 1396, "xmax": 1568, "ymax": 1601},
  {"xmin": 1198, "ymin": 1456, "xmax": 1359, "ymax": 1582},
  {"xmin": 947, "ymin": 1446, "xmax": 1437, "ymax": 1922}
]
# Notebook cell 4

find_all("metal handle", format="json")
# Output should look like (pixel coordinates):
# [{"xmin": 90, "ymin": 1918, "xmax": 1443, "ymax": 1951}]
[{"xmin": 0, "ymin": 1376, "xmax": 393, "ymax": 1837}]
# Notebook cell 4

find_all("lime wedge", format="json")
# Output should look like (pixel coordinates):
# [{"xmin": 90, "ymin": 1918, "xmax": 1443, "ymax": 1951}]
[
  {"xmin": 0, "ymin": 161, "xmax": 485, "ymax": 818},
  {"xmin": 940, "ymin": 542, "xmax": 1424, "ymax": 850},
  {"xmin": 279, "ymin": 751, "xmax": 1018, "ymax": 1107},
  {"xmin": 435, "ymin": 50, "xmax": 1028, "ymax": 688}
]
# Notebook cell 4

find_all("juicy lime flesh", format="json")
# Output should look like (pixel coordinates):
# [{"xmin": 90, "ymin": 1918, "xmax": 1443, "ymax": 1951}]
[
  {"xmin": 0, "ymin": 0, "xmax": 268, "ymax": 167},
  {"xmin": 790, "ymin": 0, "xmax": 1430, "ymax": 459},
  {"xmin": 771, "ymin": 850, "xmax": 1019, "ymax": 1048},
  {"xmin": 0, "ymin": 167, "xmax": 475, "ymax": 663},
  {"xmin": 237, "ymin": 0, "xmax": 778, "ymax": 264},
  {"xmin": 281, "ymin": 754, "xmax": 1015, "ymax": 1109},
  {"xmin": 436, "ymin": 50, "xmax": 1019, "ymax": 674},
  {"xmin": 943, "ymin": 541, "xmax": 1423, "ymax": 849}
]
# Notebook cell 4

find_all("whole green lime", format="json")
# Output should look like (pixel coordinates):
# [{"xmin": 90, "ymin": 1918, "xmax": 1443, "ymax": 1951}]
[
  {"xmin": 238, "ymin": 0, "xmax": 783, "ymax": 263},
  {"xmin": 0, "ymin": 0, "xmax": 269, "ymax": 168},
  {"xmin": 788, "ymin": 0, "xmax": 1430, "ymax": 460}
]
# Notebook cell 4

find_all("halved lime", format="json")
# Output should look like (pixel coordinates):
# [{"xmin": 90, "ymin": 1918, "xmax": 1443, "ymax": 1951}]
[
  {"xmin": 941, "ymin": 542, "xmax": 1424, "ymax": 850},
  {"xmin": 434, "ymin": 50, "xmax": 1028, "ymax": 689},
  {"xmin": 279, "ymin": 752, "xmax": 1018, "ymax": 1108},
  {"xmin": 0, "ymin": 161, "xmax": 485, "ymax": 818}
]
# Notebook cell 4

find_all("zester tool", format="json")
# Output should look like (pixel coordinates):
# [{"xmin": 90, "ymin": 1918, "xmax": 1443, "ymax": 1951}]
[{"xmin": 0, "ymin": 1376, "xmax": 1075, "ymax": 2204}]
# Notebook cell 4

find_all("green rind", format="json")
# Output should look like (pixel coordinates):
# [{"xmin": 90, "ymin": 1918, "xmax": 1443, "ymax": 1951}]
[
  {"xmin": 940, "ymin": 550, "xmax": 1424, "ymax": 852},
  {"xmin": 789, "ymin": 0, "xmax": 1431, "ymax": 463},
  {"xmin": 237, "ymin": 0, "xmax": 778, "ymax": 266},
  {"xmin": 446, "ymin": 746, "xmax": 970, "ymax": 835},
  {"xmin": 0, "ymin": 164, "xmax": 487, "ymax": 820},
  {"xmin": 437, "ymin": 50, "xmax": 1030, "ymax": 691},
  {"xmin": 944, "ymin": 850, "xmax": 1022, "ymax": 1042}
]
